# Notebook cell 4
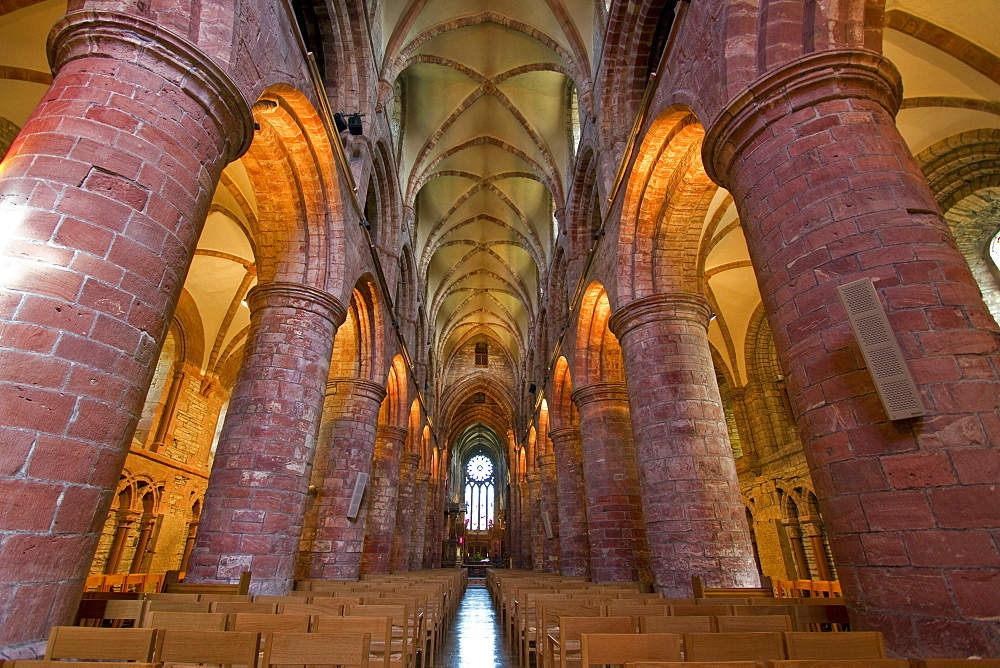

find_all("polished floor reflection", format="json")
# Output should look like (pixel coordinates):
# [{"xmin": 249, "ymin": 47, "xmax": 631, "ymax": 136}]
[{"xmin": 437, "ymin": 585, "xmax": 517, "ymax": 667}]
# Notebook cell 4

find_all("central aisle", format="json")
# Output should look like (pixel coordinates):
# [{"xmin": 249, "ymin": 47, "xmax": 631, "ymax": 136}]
[{"xmin": 437, "ymin": 586, "xmax": 518, "ymax": 667}]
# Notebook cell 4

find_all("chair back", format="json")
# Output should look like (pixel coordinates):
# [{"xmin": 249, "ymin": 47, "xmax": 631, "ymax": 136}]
[
  {"xmin": 783, "ymin": 631, "xmax": 886, "ymax": 659},
  {"xmin": 626, "ymin": 663, "xmax": 764, "ymax": 668},
  {"xmin": 44, "ymin": 627, "xmax": 158, "ymax": 662},
  {"xmin": 155, "ymin": 630, "xmax": 259, "ymax": 666},
  {"xmin": 146, "ymin": 600, "xmax": 212, "ymax": 613},
  {"xmin": 716, "ymin": 615, "xmax": 793, "ymax": 632},
  {"xmin": 210, "ymin": 601, "xmax": 278, "ymax": 614},
  {"xmin": 261, "ymin": 631, "xmax": 370, "ymax": 668},
  {"xmin": 229, "ymin": 612, "xmax": 312, "ymax": 633},
  {"xmin": 639, "ymin": 616, "xmax": 714, "ymax": 633},
  {"xmin": 313, "ymin": 616, "xmax": 392, "ymax": 668},
  {"xmin": 579, "ymin": 633, "xmax": 681, "ymax": 666},
  {"xmin": 769, "ymin": 661, "xmax": 909, "ymax": 668},
  {"xmin": 142, "ymin": 611, "xmax": 228, "ymax": 631},
  {"xmin": 672, "ymin": 604, "xmax": 732, "ymax": 617},
  {"xmin": 683, "ymin": 632, "xmax": 785, "ymax": 662},
  {"xmin": 606, "ymin": 605, "xmax": 666, "ymax": 620},
  {"xmin": 279, "ymin": 602, "xmax": 345, "ymax": 616}
]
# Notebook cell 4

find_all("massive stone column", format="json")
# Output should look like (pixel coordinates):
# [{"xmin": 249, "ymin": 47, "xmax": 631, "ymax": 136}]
[
  {"xmin": 390, "ymin": 452, "xmax": 420, "ymax": 572},
  {"xmin": 301, "ymin": 378, "xmax": 386, "ymax": 580},
  {"xmin": 537, "ymin": 453, "xmax": 561, "ymax": 573},
  {"xmin": 361, "ymin": 425, "xmax": 407, "ymax": 574},
  {"xmin": 610, "ymin": 294, "xmax": 759, "ymax": 596},
  {"xmin": 703, "ymin": 49, "xmax": 1000, "ymax": 657},
  {"xmin": 0, "ymin": 12, "xmax": 250, "ymax": 657},
  {"xmin": 188, "ymin": 283, "xmax": 345, "ymax": 594},
  {"xmin": 410, "ymin": 470, "xmax": 430, "ymax": 570},
  {"xmin": 571, "ymin": 384, "xmax": 651, "ymax": 582},
  {"xmin": 517, "ymin": 480, "xmax": 532, "ymax": 569},
  {"xmin": 526, "ymin": 470, "xmax": 543, "ymax": 571},
  {"xmin": 548, "ymin": 428, "xmax": 590, "ymax": 577}
]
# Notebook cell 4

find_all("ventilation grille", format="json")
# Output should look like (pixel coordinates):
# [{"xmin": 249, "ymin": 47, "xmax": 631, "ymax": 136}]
[
  {"xmin": 346, "ymin": 472, "xmax": 369, "ymax": 519},
  {"xmin": 838, "ymin": 278, "xmax": 926, "ymax": 421}
]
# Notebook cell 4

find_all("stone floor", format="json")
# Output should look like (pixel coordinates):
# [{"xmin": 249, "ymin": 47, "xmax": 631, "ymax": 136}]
[{"xmin": 435, "ymin": 585, "xmax": 518, "ymax": 667}]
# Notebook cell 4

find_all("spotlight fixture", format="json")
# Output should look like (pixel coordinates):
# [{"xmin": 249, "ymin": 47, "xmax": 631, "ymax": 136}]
[{"xmin": 334, "ymin": 112, "xmax": 365, "ymax": 136}]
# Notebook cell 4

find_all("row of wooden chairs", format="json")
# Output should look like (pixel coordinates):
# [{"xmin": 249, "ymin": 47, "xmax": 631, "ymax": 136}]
[
  {"xmin": 12, "ymin": 626, "xmax": 371, "ymax": 668},
  {"xmin": 83, "ymin": 573, "xmax": 165, "ymax": 594},
  {"xmin": 772, "ymin": 580, "xmax": 843, "ymax": 598},
  {"xmin": 573, "ymin": 631, "xmax": 884, "ymax": 666},
  {"xmin": 622, "ymin": 661, "xmax": 1000, "ymax": 668}
]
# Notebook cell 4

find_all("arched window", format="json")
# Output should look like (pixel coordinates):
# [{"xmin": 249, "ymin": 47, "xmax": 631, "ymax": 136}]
[
  {"xmin": 464, "ymin": 453, "xmax": 495, "ymax": 530},
  {"xmin": 475, "ymin": 341, "xmax": 488, "ymax": 366},
  {"xmin": 991, "ymin": 227, "xmax": 1000, "ymax": 270}
]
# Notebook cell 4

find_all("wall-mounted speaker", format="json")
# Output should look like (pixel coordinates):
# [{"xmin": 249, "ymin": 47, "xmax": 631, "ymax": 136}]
[
  {"xmin": 346, "ymin": 472, "xmax": 369, "ymax": 519},
  {"xmin": 542, "ymin": 511, "xmax": 553, "ymax": 539},
  {"xmin": 838, "ymin": 278, "xmax": 926, "ymax": 421}
]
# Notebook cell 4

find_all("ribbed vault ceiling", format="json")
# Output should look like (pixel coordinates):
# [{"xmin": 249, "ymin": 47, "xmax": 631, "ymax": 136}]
[{"xmin": 382, "ymin": 0, "xmax": 596, "ymax": 373}]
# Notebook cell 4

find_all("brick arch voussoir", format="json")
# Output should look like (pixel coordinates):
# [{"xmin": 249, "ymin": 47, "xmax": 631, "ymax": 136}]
[
  {"xmin": 915, "ymin": 129, "xmax": 1000, "ymax": 212},
  {"xmin": 243, "ymin": 86, "xmax": 344, "ymax": 291},
  {"xmin": 618, "ymin": 107, "xmax": 702, "ymax": 302}
]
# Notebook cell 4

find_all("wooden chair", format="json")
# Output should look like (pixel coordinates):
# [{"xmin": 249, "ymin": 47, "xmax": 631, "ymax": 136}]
[
  {"xmin": 767, "ymin": 661, "xmax": 908, "ymax": 668},
  {"xmin": 696, "ymin": 598, "xmax": 752, "ymax": 606},
  {"xmin": 142, "ymin": 611, "xmax": 228, "ymax": 631},
  {"xmin": 261, "ymin": 632, "xmax": 370, "ymax": 668},
  {"xmin": 253, "ymin": 596, "xmax": 302, "ymax": 605},
  {"xmin": 683, "ymin": 633, "xmax": 786, "ymax": 662},
  {"xmin": 228, "ymin": 612, "xmax": 311, "ymax": 633},
  {"xmin": 143, "ymin": 593, "xmax": 200, "ymax": 602},
  {"xmin": 12, "ymin": 662, "xmax": 159, "ymax": 668},
  {"xmin": 912, "ymin": 661, "xmax": 1000, "ymax": 668},
  {"xmin": 278, "ymin": 602, "xmax": 345, "ymax": 616},
  {"xmin": 716, "ymin": 615, "xmax": 793, "ymax": 632},
  {"xmin": 146, "ymin": 601, "xmax": 212, "ymax": 614},
  {"xmin": 199, "ymin": 594, "xmax": 252, "ymax": 604},
  {"xmin": 626, "ymin": 663, "xmax": 764, "ymax": 668},
  {"xmin": 345, "ymin": 604, "xmax": 410, "ymax": 668},
  {"xmin": 44, "ymin": 627, "xmax": 158, "ymax": 662},
  {"xmin": 537, "ymin": 604, "xmax": 602, "ymax": 668},
  {"xmin": 554, "ymin": 617, "xmax": 635, "ymax": 668},
  {"xmin": 313, "ymin": 615, "xmax": 392, "ymax": 668},
  {"xmin": 672, "ymin": 604, "xmax": 733, "ymax": 617},
  {"xmin": 783, "ymin": 632, "xmax": 885, "ymax": 660},
  {"xmin": 639, "ymin": 616, "xmax": 714, "ymax": 633},
  {"xmin": 154, "ymin": 629, "xmax": 259, "ymax": 666},
  {"xmin": 209, "ymin": 601, "xmax": 278, "ymax": 614},
  {"xmin": 605, "ymin": 605, "xmax": 666, "ymax": 621},
  {"xmin": 579, "ymin": 633, "xmax": 681, "ymax": 666},
  {"xmin": 162, "ymin": 571, "xmax": 251, "ymax": 596}
]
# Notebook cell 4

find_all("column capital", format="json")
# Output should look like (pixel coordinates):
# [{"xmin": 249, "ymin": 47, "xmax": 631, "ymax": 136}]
[
  {"xmin": 548, "ymin": 427, "xmax": 581, "ymax": 444},
  {"xmin": 49, "ymin": 10, "xmax": 254, "ymax": 162},
  {"xmin": 609, "ymin": 292, "xmax": 713, "ymax": 339},
  {"xmin": 247, "ymin": 282, "xmax": 347, "ymax": 328},
  {"xmin": 401, "ymin": 452, "xmax": 422, "ymax": 469},
  {"xmin": 376, "ymin": 424, "xmax": 408, "ymax": 444},
  {"xmin": 415, "ymin": 470, "xmax": 431, "ymax": 484},
  {"xmin": 703, "ymin": 49, "xmax": 902, "ymax": 188},
  {"xmin": 571, "ymin": 382, "xmax": 629, "ymax": 407},
  {"xmin": 537, "ymin": 453, "xmax": 556, "ymax": 469},
  {"xmin": 325, "ymin": 377, "xmax": 387, "ymax": 404},
  {"xmin": 525, "ymin": 471, "xmax": 541, "ymax": 484}
]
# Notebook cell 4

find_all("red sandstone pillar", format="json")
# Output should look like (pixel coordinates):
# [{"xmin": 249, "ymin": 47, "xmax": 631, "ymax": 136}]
[
  {"xmin": 527, "ymin": 470, "xmax": 544, "ymax": 571},
  {"xmin": 302, "ymin": 378, "xmax": 386, "ymax": 580},
  {"xmin": 390, "ymin": 452, "xmax": 420, "ymax": 572},
  {"xmin": 537, "ymin": 453, "xmax": 561, "ymax": 573},
  {"xmin": 571, "ymin": 383, "xmax": 651, "ymax": 582},
  {"xmin": 0, "ymin": 11, "xmax": 250, "ymax": 657},
  {"xmin": 361, "ymin": 425, "xmax": 407, "ymax": 574},
  {"xmin": 703, "ymin": 49, "xmax": 1000, "ymax": 657},
  {"xmin": 410, "ymin": 470, "xmax": 430, "ymax": 570},
  {"xmin": 187, "ymin": 283, "xmax": 345, "ymax": 594},
  {"xmin": 548, "ymin": 428, "xmax": 590, "ymax": 577},
  {"xmin": 517, "ymin": 480, "xmax": 532, "ymax": 569},
  {"xmin": 610, "ymin": 293, "xmax": 760, "ymax": 595}
]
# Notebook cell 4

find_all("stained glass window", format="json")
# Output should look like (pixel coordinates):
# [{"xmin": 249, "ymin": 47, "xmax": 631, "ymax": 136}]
[
  {"xmin": 991, "ymin": 228, "xmax": 1000, "ymax": 270},
  {"xmin": 464, "ymin": 453, "xmax": 495, "ymax": 530}
]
